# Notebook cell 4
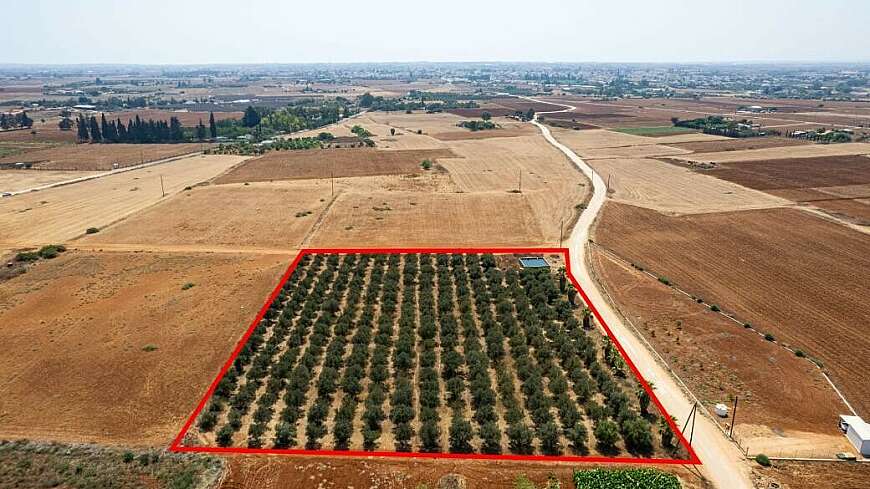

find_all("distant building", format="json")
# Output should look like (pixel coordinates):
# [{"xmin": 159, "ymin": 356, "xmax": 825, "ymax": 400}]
[{"xmin": 839, "ymin": 415, "xmax": 870, "ymax": 456}]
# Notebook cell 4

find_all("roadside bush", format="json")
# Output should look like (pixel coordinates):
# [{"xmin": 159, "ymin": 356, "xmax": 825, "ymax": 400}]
[
  {"xmin": 764, "ymin": 333, "xmax": 775, "ymax": 342},
  {"xmin": 85, "ymin": 227, "xmax": 100, "ymax": 234},
  {"xmin": 755, "ymin": 453, "xmax": 771, "ymax": 467}
]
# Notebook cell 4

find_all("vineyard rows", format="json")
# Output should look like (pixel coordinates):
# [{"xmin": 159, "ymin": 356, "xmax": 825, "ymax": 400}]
[{"xmin": 190, "ymin": 253, "xmax": 682, "ymax": 459}]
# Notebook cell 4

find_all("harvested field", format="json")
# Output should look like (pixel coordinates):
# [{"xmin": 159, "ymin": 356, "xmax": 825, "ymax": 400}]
[
  {"xmin": 0, "ymin": 250, "xmax": 288, "ymax": 446},
  {"xmin": 669, "ymin": 137, "xmax": 810, "ymax": 153},
  {"xmin": 219, "ymin": 455, "xmax": 709, "ymax": 489},
  {"xmin": 703, "ymin": 155, "xmax": 870, "ymax": 191},
  {"xmin": 585, "ymin": 158, "xmax": 786, "ymax": 214},
  {"xmin": 310, "ymin": 192, "xmax": 546, "ymax": 247},
  {"xmin": 589, "ymin": 248, "xmax": 850, "ymax": 456},
  {"xmin": 594, "ymin": 203, "xmax": 870, "ymax": 417},
  {"xmin": 436, "ymin": 134, "xmax": 586, "ymax": 235},
  {"xmin": 214, "ymin": 148, "xmax": 455, "ymax": 184},
  {"xmin": 432, "ymin": 126, "xmax": 534, "ymax": 141},
  {"xmin": 447, "ymin": 107, "xmax": 515, "ymax": 118},
  {"xmin": 0, "ymin": 154, "xmax": 247, "ymax": 244},
  {"xmin": 612, "ymin": 126, "xmax": 698, "ymax": 137},
  {"xmin": 110, "ymin": 109, "xmax": 243, "ymax": 126},
  {"xmin": 670, "ymin": 142, "xmax": 870, "ymax": 164},
  {"xmin": 182, "ymin": 252, "xmax": 683, "ymax": 461},
  {"xmin": 487, "ymin": 97, "xmax": 558, "ymax": 113},
  {"xmin": 0, "ymin": 122, "xmax": 76, "ymax": 143},
  {"xmin": 550, "ymin": 128, "xmax": 727, "ymax": 155},
  {"xmin": 581, "ymin": 144, "xmax": 690, "ymax": 159},
  {"xmin": 0, "ymin": 143, "xmax": 205, "ymax": 171},
  {"xmin": 82, "ymin": 181, "xmax": 333, "ymax": 249},
  {"xmin": 753, "ymin": 461, "xmax": 870, "ymax": 489},
  {"xmin": 0, "ymin": 169, "xmax": 101, "ymax": 193}
]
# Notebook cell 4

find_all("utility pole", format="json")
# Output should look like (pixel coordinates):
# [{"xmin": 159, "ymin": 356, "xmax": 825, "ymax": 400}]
[
  {"xmin": 606, "ymin": 173, "xmax": 611, "ymax": 192},
  {"xmin": 681, "ymin": 403, "xmax": 698, "ymax": 446},
  {"xmin": 729, "ymin": 396, "xmax": 739, "ymax": 438},
  {"xmin": 518, "ymin": 170, "xmax": 522, "ymax": 193},
  {"xmin": 160, "ymin": 175, "xmax": 165, "ymax": 198}
]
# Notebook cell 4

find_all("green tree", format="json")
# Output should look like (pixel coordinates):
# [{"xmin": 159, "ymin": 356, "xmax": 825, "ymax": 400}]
[
  {"xmin": 196, "ymin": 119, "xmax": 207, "ymax": 141},
  {"xmin": 449, "ymin": 417, "xmax": 473, "ymax": 453},
  {"xmin": 420, "ymin": 419, "xmax": 441, "ymax": 452},
  {"xmin": 481, "ymin": 111, "xmax": 492, "ymax": 121},
  {"xmin": 594, "ymin": 420, "xmax": 619, "ymax": 453},
  {"xmin": 88, "ymin": 115, "xmax": 101, "ymax": 142},
  {"xmin": 216, "ymin": 425, "xmax": 235, "ymax": 447},
  {"xmin": 243, "ymin": 106, "xmax": 261, "ymax": 127},
  {"xmin": 209, "ymin": 112, "xmax": 217, "ymax": 139},
  {"xmin": 58, "ymin": 117, "xmax": 73, "ymax": 131}
]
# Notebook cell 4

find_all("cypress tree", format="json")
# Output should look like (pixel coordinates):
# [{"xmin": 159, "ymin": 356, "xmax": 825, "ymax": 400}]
[
  {"xmin": 209, "ymin": 111, "xmax": 217, "ymax": 139},
  {"xmin": 76, "ymin": 114, "xmax": 89, "ymax": 142},
  {"xmin": 88, "ymin": 116, "xmax": 101, "ymax": 142}
]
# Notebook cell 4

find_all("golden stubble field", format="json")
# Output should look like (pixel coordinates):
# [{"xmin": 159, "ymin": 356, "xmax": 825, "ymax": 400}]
[{"xmin": 0, "ymin": 154, "xmax": 247, "ymax": 245}]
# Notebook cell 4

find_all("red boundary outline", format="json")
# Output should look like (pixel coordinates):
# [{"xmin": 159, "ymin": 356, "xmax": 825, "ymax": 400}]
[{"xmin": 170, "ymin": 247, "xmax": 701, "ymax": 466}]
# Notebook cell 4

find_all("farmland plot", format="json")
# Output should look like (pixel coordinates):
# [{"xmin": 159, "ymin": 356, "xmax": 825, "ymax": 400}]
[{"xmin": 178, "ymin": 252, "xmax": 689, "ymax": 461}]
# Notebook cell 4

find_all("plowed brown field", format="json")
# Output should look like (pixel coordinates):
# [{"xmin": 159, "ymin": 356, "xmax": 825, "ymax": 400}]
[
  {"xmin": 219, "ymin": 455, "xmax": 710, "ymax": 489},
  {"xmin": 705, "ymin": 155, "xmax": 870, "ymax": 190},
  {"xmin": 589, "ymin": 248, "xmax": 849, "ymax": 453},
  {"xmin": 593, "ymin": 202, "xmax": 870, "ymax": 417},
  {"xmin": 0, "ymin": 250, "xmax": 288, "ymax": 446}
]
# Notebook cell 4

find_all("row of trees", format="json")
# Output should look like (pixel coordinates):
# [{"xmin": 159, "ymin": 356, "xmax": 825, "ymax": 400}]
[
  {"xmin": 0, "ymin": 111, "xmax": 33, "ymax": 130},
  {"xmin": 74, "ymin": 112, "xmax": 218, "ymax": 144}
]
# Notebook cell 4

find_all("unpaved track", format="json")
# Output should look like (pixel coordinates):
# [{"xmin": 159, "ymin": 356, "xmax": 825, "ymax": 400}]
[{"xmin": 522, "ymin": 96, "xmax": 753, "ymax": 489}]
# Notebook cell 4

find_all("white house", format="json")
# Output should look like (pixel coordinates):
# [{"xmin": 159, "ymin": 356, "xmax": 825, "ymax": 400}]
[{"xmin": 839, "ymin": 415, "xmax": 870, "ymax": 456}]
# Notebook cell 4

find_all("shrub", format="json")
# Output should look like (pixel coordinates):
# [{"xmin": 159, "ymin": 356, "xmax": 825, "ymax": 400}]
[
  {"xmin": 86, "ymin": 227, "xmax": 100, "ymax": 234},
  {"xmin": 421, "ymin": 159, "xmax": 433, "ymax": 170},
  {"xmin": 122, "ymin": 451, "xmax": 134, "ymax": 463},
  {"xmin": 709, "ymin": 304, "xmax": 720, "ymax": 312},
  {"xmin": 657, "ymin": 276, "xmax": 670, "ymax": 286},
  {"xmin": 743, "ymin": 322, "xmax": 752, "ymax": 328},
  {"xmin": 764, "ymin": 333, "xmax": 775, "ymax": 342},
  {"xmin": 181, "ymin": 282, "xmax": 195, "ymax": 290},
  {"xmin": 15, "ymin": 251, "xmax": 39, "ymax": 262},
  {"xmin": 449, "ymin": 416, "xmax": 473, "ymax": 453},
  {"xmin": 216, "ymin": 425, "xmax": 235, "ymax": 447},
  {"xmin": 755, "ymin": 453, "xmax": 771, "ymax": 467},
  {"xmin": 594, "ymin": 420, "xmax": 620, "ymax": 452},
  {"xmin": 794, "ymin": 349, "xmax": 806, "ymax": 358}
]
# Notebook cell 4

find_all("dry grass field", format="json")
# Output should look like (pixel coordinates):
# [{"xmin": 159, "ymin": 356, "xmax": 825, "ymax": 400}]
[
  {"xmin": 214, "ymin": 148, "xmax": 454, "ymax": 184},
  {"xmin": 0, "ymin": 154, "xmax": 247, "ymax": 244},
  {"xmin": 753, "ymin": 461, "xmax": 870, "ymax": 489},
  {"xmin": 0, "ymin": 250, "xmax": 287, "ymax": 446},
  {"xmin": 589, "ymin": 248, "xmax": 851, "ymax": 456},
  {"xmin": 0, "ymin": 122, "xmax": 76, "ymax": 143},
  {"xmin": 585, "ymin": 157, "xmax": 787, "ymax": 214},
  {"xmin": 669, "ymin": 137, "xmax": 811, "ymax": 153},
  {"xmin": 594, "ymin": 203, "xmax": 870, "ymax": 418},
  {"xmin": 310, "ymin": 191, "xmax": 547, "ymax": 247},
  {"xmin": 0, "ymin": 143, "xmax": 205, "ymax": 170},
  {"xmin": 81, "ymin": 181, "xmax": 332, "ymax": 250},
  {"xmin": 0, "ymin": 169, "xmax": 101, "ymax": 193}
]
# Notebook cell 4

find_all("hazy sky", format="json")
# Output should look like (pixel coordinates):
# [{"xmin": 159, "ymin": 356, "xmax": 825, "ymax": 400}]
[{"xmin": 6, "ymin": 0, "xmax": 870, "ymax": 64}]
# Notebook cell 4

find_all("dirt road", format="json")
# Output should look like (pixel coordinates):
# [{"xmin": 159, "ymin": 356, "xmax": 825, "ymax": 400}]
[{"xmin": 523, "ymin": 96, "xmax": 754, "ymax": 489}]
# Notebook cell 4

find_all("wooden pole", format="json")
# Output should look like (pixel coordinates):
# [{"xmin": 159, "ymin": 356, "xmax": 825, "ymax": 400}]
[
  {"xmin": 160, "ymin": 175, "xmax": 165, "ymax": 198},
  {"xmin": 729, "ymin": 396, "xmax": 739, "ymax": 438},
  {"xmin": 689, "ymin": 403, "xmax": 697, "ymax": 445}
]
